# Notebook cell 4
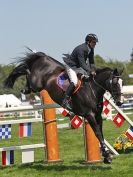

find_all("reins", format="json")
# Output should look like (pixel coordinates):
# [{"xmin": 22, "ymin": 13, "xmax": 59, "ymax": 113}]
[
  {"xmin": 92, "ymin": 77, "xmax": 107, "ymax": 92},
  {"xmin": 89, "ymin": 77, "xmax": 113, "ymax": 102},
  {"xmin": 91, "ymin": 75, "xmax": 121, "ymax": 103}
]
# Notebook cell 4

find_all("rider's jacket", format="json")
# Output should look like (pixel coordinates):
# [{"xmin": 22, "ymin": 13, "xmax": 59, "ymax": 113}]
[{"xmin": 63, "ymin": 43, "xmax": 95, "ymax": 74}]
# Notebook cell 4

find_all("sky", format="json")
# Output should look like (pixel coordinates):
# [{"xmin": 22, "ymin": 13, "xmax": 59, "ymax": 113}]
[{"xmin": 0, "ymin": 0, "xmax": 133, "ymax": 65}]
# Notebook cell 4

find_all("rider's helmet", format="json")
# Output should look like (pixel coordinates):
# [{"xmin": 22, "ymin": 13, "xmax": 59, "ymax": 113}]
[{"xmin": 85, "ymin": 33, "xmax": 98, "ymax": 43}]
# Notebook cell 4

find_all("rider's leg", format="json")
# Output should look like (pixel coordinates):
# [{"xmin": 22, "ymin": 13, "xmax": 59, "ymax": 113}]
[{"xmin": 62, "ymin": 67, "xmax": 78, "ymax": 110}]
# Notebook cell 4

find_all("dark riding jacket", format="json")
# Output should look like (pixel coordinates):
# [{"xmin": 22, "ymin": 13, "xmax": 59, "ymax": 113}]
[{"xmin": 63, "ymin": 43, "xmax": 95, "ymax": 74}]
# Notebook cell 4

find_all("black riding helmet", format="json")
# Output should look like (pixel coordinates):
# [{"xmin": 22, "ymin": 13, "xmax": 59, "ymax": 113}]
[{"xmin": 85, "ymin": 33, "xmax": 98, "ymax": 43}]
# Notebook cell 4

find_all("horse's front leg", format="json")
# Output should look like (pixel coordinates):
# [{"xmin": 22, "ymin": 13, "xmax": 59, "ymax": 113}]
[
  {"xmin": 85, "ymin": 112, "xmax": 113, "ymax": 164},
  {"xmin": 96, "ymin": 105, "xmax": 113, "ymax": 164}
]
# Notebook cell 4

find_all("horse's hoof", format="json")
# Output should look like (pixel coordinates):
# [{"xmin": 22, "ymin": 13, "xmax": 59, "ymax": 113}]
[{"xmin": 103, "ymin": 157, "xmax": 112, "ymax": 164}]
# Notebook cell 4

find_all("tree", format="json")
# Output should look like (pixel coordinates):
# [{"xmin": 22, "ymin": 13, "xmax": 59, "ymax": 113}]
[
  {"xmin": 0, "ymin": 64, "xmax": 26, "ymax": 97},
  {"xmin": 95, "ymin": 55, "xmax": 107, "ymax": 67},
  {"xmin": 130, "ymin": 48, "xmax": 133, "ymax": 62}
]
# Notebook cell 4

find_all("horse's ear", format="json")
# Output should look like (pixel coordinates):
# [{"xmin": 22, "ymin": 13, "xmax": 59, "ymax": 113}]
[
  {"xmin": 113, "ymin": 68, "xmax": 118, "ymax": 75},
  {"xmin": 113, "ymin": 68, "xmax": 124, "ymax": 76}
]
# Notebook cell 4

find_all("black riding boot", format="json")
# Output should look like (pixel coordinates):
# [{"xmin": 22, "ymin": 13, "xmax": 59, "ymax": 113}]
[{"xmin": 62, "ymin": 82, "xmax": 75, "ymax": 110}]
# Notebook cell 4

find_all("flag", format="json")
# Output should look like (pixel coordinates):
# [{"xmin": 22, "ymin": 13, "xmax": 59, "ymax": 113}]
[
  {"xmin": 125, "ymin": 126, "xmax": 133, "ymax": 140},
  {"xmin": 113, "ymin": 113, "xmax": 125, "ymax": 127},
  {"xmin": 19, "ymin": 122, "xmax": 32, "ymax": 137},
  {"xmin": 61, "ymin": 109, "xmax": 70, "ymax": 116},
  {"xmin": 103, "ymin": 99, "xmax": 109, "ymax": 106},
  {"xmin": 103, "ymin": 99, "xmax": 111, "ymax": 115},
  {"xmin": 103, "ymin": 107, "xmax": 110, "ymax": 115},
  {"xmin": 0, "ymin": 124, "xmax": 11, "ymax": 140},
  {"xmin": 71, "ymin": 115, "xmax": 83, "ymax": 129},
  {"xmin": 56, "ymin": 108, "xmax": 70, "ymax": 117},
  {"xmin": 2, "ymin": 150, "xmax": 14, "ymax": 166}
]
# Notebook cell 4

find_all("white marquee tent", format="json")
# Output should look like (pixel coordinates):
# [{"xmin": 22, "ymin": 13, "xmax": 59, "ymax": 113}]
[
  {"xmin": 122, "ymin": 85, "xmax": 133, "ymax": 95},
  {"xmin": 0, "ymin": 94, "xmax": 22, "ymax": 108}
]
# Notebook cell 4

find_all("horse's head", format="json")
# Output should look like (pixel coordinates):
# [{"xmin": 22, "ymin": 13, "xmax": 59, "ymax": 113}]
[{"xmin": 105, "ymin": 68, "xmax": 123, "ymax": 106}]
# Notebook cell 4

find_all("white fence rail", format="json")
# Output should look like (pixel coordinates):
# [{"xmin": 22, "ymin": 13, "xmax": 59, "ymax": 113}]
[
  {"xmin": 0, "ymin": 144, "xmax": 45, "ymax": 152},
  {"xmin": 0, "ymin": 100, "xmax": 122, "ymax": 159},
  {"xmin": 104, "ymin": 94, "xmax": 133, "ymax": 126},
  {"xmin": 0, "ymin": 104, "xmax": 60, "ymax": 113}
]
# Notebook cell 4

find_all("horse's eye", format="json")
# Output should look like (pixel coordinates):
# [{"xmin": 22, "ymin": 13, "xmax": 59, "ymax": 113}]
[{"xmin": 112, "ymin": 78, "xmax": 118, "ymax": 84}]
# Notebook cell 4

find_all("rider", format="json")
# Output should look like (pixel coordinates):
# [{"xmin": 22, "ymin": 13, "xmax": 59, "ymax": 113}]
[{"xmin": 62, "ymin": 33, "xmax": 98, "ymax": 110}]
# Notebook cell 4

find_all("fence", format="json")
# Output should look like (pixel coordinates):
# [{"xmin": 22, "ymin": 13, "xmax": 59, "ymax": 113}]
[
  {"xmin": 1, "ymin": 91, "xmax": 127, "ymax": 166},
  {"xmin": 0, "ymin": 90, "xmax": 62, "ymax": 166}
]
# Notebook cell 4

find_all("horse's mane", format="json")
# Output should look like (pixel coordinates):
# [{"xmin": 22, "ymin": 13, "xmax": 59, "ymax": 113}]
[
  {"xmin": 11, "ymin": 51, "xmax": 46, "ymax": 67},
  {"xmin": 13, "ymin": 51, "xmax": 63, "ymax": 68},
  {"xmin": 11, "ymin": 49, "xmax": 114, "ymax": 76},
  {"xmin": 96, "ymin": 67, "xmax": 113, "ymax": 75}
]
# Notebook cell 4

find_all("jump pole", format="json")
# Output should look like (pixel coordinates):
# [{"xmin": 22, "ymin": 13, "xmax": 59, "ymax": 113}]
[
  {"xmin": 83, "ymin": 121, "xmax": 101, "ymax": 163},
  {"xmin": 40, "ymin": 90, "xmax": 62, "ymax": 163}
]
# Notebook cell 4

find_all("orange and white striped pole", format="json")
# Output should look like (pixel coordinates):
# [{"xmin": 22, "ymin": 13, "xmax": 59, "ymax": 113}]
[
  {"xmin": 84, "ymin": 121, "xmax": 101, "ymax": 163},
  {"xmin": 40, "ymin": 90, "xmax": 62, "ymax": 163}
]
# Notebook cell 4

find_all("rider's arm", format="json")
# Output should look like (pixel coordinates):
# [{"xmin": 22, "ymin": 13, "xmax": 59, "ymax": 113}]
[
  {"xmin": 89, "ymin": 49, "xmax": 96, "ymax": 69},
  {"xmin": 77, "ymin": 50, "xmax": 90, "ymax": 72}
]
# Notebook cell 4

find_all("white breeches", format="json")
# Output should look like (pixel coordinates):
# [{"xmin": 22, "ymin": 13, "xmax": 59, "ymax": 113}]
[{"xmin": 66, "ymin": 67, "xmax": 78, "ymax": 86}]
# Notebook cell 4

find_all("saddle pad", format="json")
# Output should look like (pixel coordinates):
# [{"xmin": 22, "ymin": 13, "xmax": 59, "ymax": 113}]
[{"xmin": 57, "ymin": 72, "xmax": 70, "ymax": 91}]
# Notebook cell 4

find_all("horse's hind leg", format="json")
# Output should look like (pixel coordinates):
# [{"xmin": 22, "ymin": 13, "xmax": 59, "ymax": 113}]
[{"xmin": 85, "ymin": 113, "xmax": 113, "ymax": 164}]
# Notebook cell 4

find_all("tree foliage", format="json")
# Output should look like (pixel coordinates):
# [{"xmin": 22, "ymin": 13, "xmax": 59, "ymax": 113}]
[
  {"xmin": 95, "ymin": 55, "xmax": 133, "ymax": 85},
  {"xmin": 130, "ymin": 48, "xmax": 133, "ymax": 62},
  {"xmin": 0, "ymin": 64, "xmax": 26, "ymax": 97}
]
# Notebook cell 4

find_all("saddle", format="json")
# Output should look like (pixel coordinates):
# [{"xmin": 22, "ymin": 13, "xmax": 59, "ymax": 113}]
[{"xmin": 56, "ymin": 72, "xmax": 82, "ymax": 93}]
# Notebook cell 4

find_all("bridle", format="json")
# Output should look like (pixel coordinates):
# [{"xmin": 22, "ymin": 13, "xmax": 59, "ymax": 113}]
[
  {"xmin": 106, "ymin": 75, "xmax": 122, "ymax": 101},
  {"xmin": 89, "ymin": 72, "xmax": 122, "ymax": 102}
]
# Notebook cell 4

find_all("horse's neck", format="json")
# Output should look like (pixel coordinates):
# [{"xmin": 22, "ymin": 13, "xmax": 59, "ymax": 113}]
[
  {"xmin": 95, "ymin": 71, "xmax": 110, "ymax": 87},
  {"xmin": 93, "ymin": 73, "xmax": 109, "ymax": 100},
  {"xmin": 95, "ymin": 78, "xmax": 106, "ymax": 88}
]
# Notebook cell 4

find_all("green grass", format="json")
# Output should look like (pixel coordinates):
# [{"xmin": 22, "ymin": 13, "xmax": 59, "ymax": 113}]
[{"xmin": 0, "ymin": 116, "xmax": 133, "ymax": 177}]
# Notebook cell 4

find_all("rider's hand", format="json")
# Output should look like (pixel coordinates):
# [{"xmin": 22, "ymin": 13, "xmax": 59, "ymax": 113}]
[
  {"xmin": 89, "ymin": 67, "xmax": 96, "ymax": 76},
  {"xmin": 90, "ymin": 71, "xmax": 96, "ymax": 76}
]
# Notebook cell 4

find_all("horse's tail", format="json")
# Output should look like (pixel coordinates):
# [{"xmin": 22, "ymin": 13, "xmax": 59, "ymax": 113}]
[{"xmin": 4, "ymin": 64, "xmax": 28, "ymax": 88}]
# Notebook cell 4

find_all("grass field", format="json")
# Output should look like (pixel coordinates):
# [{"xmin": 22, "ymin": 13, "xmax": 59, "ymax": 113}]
[{"xmin": 0, "ymin": 115, "xmax": 133, "ymax": 177}]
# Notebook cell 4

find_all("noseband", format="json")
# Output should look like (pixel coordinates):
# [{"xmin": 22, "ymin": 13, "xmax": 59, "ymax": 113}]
[
  {"xmin": 105, "ymin": 75, "xmax": 122, "ymax": 101},
  {"xmin": 91, "ymin": 73, "xmax": 121, "ymax": 101}
]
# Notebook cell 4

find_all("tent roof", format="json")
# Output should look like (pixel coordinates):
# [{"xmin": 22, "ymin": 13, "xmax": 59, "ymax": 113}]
[
  {"xmin": 122, "ymin": 85, "xmax": 133, "ymax": 94},
  {"xmin": 0, "ymin": 94, "xmax": 21, "ymax": 107}
]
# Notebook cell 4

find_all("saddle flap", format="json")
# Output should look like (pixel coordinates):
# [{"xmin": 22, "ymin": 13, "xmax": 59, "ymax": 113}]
[
  {"xmin": 57, "ymin": 72, "xmax": 70, "ymax": 91},
  {"xmin": 57, "ymin": 72, "xmax": 82, "ymax": 93}
]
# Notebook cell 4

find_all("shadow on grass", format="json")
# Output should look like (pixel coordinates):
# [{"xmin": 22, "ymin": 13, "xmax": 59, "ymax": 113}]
[{"xmin": 17, "ymin": 160, "xmax": 112, "ymax": 171}]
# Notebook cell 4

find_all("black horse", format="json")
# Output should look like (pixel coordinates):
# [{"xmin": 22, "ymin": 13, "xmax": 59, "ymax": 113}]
[{"xmin": 4, "ymin": 51, "xmax": 122, "ymax": 163}]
